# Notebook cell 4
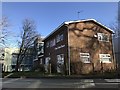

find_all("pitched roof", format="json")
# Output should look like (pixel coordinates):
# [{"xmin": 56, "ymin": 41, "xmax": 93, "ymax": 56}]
[
  {"xmin": 65, "ymin": 19, "xmax": 114, "ymax": 33},
  {"xmin": 44, "ymin": 19, "xmax": 114, "ymax": 41}
]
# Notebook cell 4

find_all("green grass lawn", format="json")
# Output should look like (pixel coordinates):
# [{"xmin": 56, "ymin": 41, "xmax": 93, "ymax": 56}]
[
  {"xmin": 2, "ymin": 72, "xmax": 12, "ymax": 78},
  {"xmin": 2, "ymin": 71, "xmax": 45, "ymax": 78},
  {"xmin": 2, "ymin": 71, "xmax": 119, "ymax": 78}
]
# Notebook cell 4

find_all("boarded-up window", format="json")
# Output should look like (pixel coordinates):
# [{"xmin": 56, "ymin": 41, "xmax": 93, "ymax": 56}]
[
  {"xmin": 97, "ymin": 33, "xmax": 109, "ymax": 42},
  {"xmin": 99, "ymin": 54, "xmax": 111, "ymax": 63},
  {"xmin": 80, "ymin": 53, "xmax": 90, "ymax": 63}
]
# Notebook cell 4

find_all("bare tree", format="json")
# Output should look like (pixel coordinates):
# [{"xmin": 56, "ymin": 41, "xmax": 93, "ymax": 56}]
[
  {"xmin": 15, "ymin": 19, "xmax": 40, "ymax": 72},
  {"xmin": 0, "ymin": 17, "xmax": 9, "ymax": 46},
  {"xmin": 110, "ymin": 16, "xmax": 120, "ymax": 75},
  {"xmin": 110, "ymin": 15, "xmax": 120, "ymax": 38}
]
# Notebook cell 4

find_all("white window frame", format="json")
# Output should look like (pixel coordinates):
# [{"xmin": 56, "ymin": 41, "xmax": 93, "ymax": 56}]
[
  {"xmin": 97, "ymin": 33, "xmax": 109, "ymax": 42},
  {"xmin": 99, "ymin": 54, "xmax": 111, "ymax": 63},
  {"xmin": 80, "ymin": 53, "xmax": 90, "ymax": 63}
]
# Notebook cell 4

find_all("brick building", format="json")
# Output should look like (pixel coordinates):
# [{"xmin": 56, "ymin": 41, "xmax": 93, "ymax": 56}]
[
  {"xmin": 33, "ymin": 37, "xmax": 44, "ymax": 71},
  {"xmin": 43, "ymin": 19, "xmax": 116, "ymax": 75},
  {"xmin": 3, "ymin": 48, "xmax": 34, "ymax": 72}
]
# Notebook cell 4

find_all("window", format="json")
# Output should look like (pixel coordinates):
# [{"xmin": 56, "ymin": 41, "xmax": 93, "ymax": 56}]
[
  {"xmin": 50, "ymin": 39, "xmax": 56, "ymax": 47},
  {"xmin": 45, "ymin": 57, "xmax": 50, "ymax": 72},
  {"xmin": 56, "ymin": 35, "xmax": 60, "ymax": 43},
  {"xmin": 56, "ymin": 34, "xmax": 64, "ymax": 43},
  {"xmin": 57, "ymin": 54, "xmax": 64, "ymax": 64},
  {"xmin": 38, "ymin": 43, "xmax": 44, "ymax": 54},
  {"xmin": 80, "ymin": 53, "xmax": 90, "ymax": 63},
  {"xmin": 12, "ymin": 54, "xmax": 18, "ymax": 65},
  {"xmin": 46, "ymin": 42, "xmax": 49, "ymax": 48},
  {"xmin": 57, "ymin": 54, "xmax": 64, "ymax": 73},
  {"xmin": 97, "ymin": 33, "xmax": 109, "ymax": 42},
  {"xmin": 45, "ymin": 57, "xmax": 50, "ymax": 65},
  {"xmin": 60, "ymin": 34, "xmax": 63, "ymax": 41},
  {"xmin": 99, "ymin": 54, "xmax": 111, "ymax": 63}
]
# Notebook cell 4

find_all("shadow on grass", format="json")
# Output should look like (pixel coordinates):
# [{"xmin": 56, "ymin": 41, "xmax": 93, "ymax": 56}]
[{"xmin": 2, "ymin": 71, "xmax": 119, "ymax": 79}]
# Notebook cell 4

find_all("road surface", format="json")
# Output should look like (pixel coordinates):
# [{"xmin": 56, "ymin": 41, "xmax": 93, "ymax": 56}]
[{"xmin": 1, "ymin": 78, "xmax": 120, "ymax": 89}]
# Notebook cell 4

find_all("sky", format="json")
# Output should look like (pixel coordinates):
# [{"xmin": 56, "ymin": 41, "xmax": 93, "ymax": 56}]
[{"xmin": 2, "ymin": 2, "xmax": 118, "ymax": 47}]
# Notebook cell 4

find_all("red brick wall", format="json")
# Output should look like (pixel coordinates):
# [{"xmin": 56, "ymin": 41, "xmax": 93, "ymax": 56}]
[{"xmin": 68, "ymin": 21, "xmax": 115, "ymax": 74}]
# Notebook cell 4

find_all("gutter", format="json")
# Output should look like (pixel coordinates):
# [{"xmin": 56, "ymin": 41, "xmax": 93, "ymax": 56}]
[
  {"xmin": 66, "ymin": 24, "xmax": 71, "ymax": 75},
  {"xmin": 43, "ymin": 22, "xmax": 65, "ymax": 41},
  {"xmin": 43, "ymin": 19, "xmax": 114, "ymax": 42}
]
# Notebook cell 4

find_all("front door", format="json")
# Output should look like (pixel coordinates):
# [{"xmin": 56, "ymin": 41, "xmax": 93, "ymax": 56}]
[
  {"xmin": 57, "ymin": 54, "xmax": 64, "ymax": 73},
  {"xmin": 45, "ymin": 57, "xmax": 50, "ymax": 72}
]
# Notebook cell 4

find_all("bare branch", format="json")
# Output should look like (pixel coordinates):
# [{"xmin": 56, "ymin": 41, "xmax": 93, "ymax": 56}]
[
  {"xmin": 15, "ymin": 18, "xmax": 41, "ymax": 72},
  {"xmin": 0, "ymin": 17, "xmax": 10, "ymax": 46}
]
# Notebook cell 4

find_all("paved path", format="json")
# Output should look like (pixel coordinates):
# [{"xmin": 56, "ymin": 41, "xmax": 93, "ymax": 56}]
[{"xmin": 1, "ymin": 78, "xmax": 120, "ymax": 89}]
